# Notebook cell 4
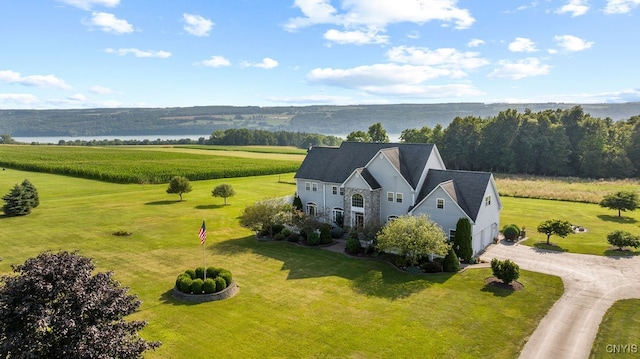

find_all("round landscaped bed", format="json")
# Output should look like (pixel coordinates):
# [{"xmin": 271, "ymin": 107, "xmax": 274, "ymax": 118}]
[{"xmin": 172, "ymin": 266, "xmax": 238, "ymax": 302}]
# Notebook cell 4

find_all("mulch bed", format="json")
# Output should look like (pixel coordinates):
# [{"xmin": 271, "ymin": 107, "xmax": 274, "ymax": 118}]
[{"xmin": 484, "ymin": 276, "xmax": 524, "ymax": 291}]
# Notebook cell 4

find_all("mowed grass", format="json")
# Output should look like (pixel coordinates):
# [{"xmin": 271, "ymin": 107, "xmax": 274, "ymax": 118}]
[
  {"xmin": 0, "ymin": 169, "xmax": 563, "ymax": 359},
  {"xmin": 590, "ymin": 299, "xmax": 640, "ymax": 358}
]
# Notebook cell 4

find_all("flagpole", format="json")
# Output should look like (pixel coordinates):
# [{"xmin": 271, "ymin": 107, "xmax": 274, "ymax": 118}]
[
  {"xmin": 198, "ymin": 220, "xmax": 207, "ymax": 283},
  {"xmin": 203, "ymin": 240, "xmax": 206, "ymax": 282}
]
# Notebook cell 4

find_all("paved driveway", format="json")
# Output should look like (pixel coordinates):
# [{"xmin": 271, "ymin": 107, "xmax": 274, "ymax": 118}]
[{"xmin": 480, "ymin": 242, "xmax": 640, "ymax": 359}]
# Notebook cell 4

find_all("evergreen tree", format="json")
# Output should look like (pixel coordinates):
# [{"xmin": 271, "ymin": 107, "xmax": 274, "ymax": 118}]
[
  {"xmin": 453, "ymin": 218, "xmax": 473, "ymax": 263},
  {"xmin": 442, "ymin": 248, "xmax": 460, "ymax": 272},
  {"xmin": 2, "ymin": 184, "xmax": 31, "ymax": 216},
  {"xmin": 20, "ymin": 179, "xmax": 39, "ymax": 208}
]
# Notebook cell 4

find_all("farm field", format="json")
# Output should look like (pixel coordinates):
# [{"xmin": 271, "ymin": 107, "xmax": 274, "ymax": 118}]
[{"xmin": 0, "ymin": 168, "xmax": 563, "ymax": 359}]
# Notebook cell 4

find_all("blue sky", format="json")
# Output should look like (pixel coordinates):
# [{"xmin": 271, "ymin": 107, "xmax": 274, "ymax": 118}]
[{"xmin": 1, "ymin": 0, "xmax": 639, "ymax": 109}]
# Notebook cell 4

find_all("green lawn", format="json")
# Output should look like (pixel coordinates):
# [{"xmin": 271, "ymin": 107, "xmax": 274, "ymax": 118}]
[
  {"xmin": 590, "ymin": 299, "xmax": 640, "ymax": 358},
  {"xmin": 0, "ymin": 168, "xmax": 563, "ymax": 358},
  {"xmin": 500, "ymin": 197, "xmax": 640, "ymax": 256}
]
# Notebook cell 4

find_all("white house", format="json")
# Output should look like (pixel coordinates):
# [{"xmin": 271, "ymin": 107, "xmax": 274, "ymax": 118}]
[{"xmin": 294, "ymin": 142, "xmax": 502, "ymax": 255}]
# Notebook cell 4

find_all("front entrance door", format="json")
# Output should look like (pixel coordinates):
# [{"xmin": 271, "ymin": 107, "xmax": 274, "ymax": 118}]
[{"xmin": 354, "ymin": 212, "xmax": 364, "ymax": 230}]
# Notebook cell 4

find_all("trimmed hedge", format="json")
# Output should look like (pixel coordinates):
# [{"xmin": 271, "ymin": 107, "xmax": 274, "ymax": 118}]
[{"xmin": 175, "ymin": 266, "xmax": 233, "ymax": 294}]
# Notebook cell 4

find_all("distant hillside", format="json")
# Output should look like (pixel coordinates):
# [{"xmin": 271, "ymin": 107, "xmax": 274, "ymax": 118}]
[{"xmin": 1, "ymin": 102, "xmax": 639, "ymax": 137}]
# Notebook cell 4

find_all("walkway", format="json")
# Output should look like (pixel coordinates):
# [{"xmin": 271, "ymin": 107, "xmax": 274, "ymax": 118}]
[{"xmin": 480, "ymin": 242, "xmax": 640, "ymax": 359}]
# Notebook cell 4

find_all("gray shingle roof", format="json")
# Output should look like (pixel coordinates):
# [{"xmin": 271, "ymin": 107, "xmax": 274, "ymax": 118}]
[
  {"xmin": 417, "ymin": 169, "xmax": 493, "ymax": 221},
  {"xmin": 294, "ymin": 142, "xmax": 435, "ymax": 188}
]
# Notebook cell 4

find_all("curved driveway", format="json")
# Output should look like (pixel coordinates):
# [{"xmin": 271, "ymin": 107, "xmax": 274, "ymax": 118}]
[{"xmin": 479, "ymin": 242, "xmax": 640, "ymax": 359}]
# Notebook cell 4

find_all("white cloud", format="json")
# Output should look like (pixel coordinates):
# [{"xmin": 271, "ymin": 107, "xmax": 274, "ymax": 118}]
[
  {"xmin": 86, "ymin": 12, "xmax": 133, "ymax": 34},
  {"xmin": 183, "ymin": 14, "xmax": 214, "ymax": 37},
  {"xmin": 508, "ymin": 37, "xmax": 537, "ymax": 53},
  {"xmin": 488, "ymin": 58, "xmax": 551, "ymax": 80},
  {"xmin": 89, "ymin": 85, "xmax": 112, "ymax": 94},
  {"xmin": 105, "ymin": 48, "xmax": 171, "ymax": 58},
  {"xmin": 0, "ymin": 70, "xmax": 72, "ymax": 89},
  {"xmin": 242, "ymin": 58, "xmax": 279, "ymax": 69},
  {"xmin": 67, "ymin": 93, "xmax": 87, "ymax": 101},
  {"xmin": 604, "ymin": 0, "xmax": 640, "ymax": 14},
  {"xmin": 554, "ymin": 35, "xmax": 594, "ymax": 51},
  {"xmin": 323, "ymin": 29, "xmax": 389, "ymax": 45},
  {"xmin": 386, "ymin": 46, "xmax": 489, "ymax": 73},
  {"xmin": 57, "ymin": 0, "xmax": 119, "ymax": 10},
  {"xmin": 468, "ymin": 38, "xmax": 485, "ymax": 47},
  {"xmin": 0, "ymin": 93, "xmax": 39, "ymax": 106},
  {"xmin": 201, "ymin": 56, "xmax": 231, "ymax": 67},
  {"xmin": 285, "ymin": 0, "xmax": 475, "ymax": 45},
  {"xmin": 556, "ymin": 0, "xmax": 589, "ymax": 16}
]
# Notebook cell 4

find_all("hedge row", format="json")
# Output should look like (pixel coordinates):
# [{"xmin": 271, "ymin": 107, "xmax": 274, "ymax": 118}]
[{"xmin": 175, "ymin": 266, "xmax": 233, "ymax": 295}]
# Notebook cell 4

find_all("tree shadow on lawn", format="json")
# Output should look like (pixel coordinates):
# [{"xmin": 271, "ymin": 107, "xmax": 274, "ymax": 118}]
[
  {"xmin": 145, "ymin": 200, "xmax": 180, "ymax": 205},
  {"xmin": 158, "ymin": 289, "xmax": 207, "ymax": 306},
  {"xmin": 532, "ymin": 242, "xmax": 568, "ymax": 253},
  {"xmin": 195, "ymin": 204, "xmax": 226, "ymax": 210},
  {"xmin": 604, "ymin": 248, "xmax": 640, "ymax": 257},
  {"xmin": 597, "ymin": 214, "xmax": 637, "ymax": 224},
  {"xmin": 211, "ymin": 236, "xmax": 454, "ymax": 300}
]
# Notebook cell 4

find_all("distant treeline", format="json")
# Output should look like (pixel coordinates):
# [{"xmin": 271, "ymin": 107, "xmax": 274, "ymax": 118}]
[{"xmin": 399, "ymin": 106, "xmax": 640, "ymax": 179}]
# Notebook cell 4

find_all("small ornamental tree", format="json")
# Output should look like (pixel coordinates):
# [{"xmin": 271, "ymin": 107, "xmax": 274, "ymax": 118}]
[
  {"xmin": 239, "ymin": 198, "xmax": 293, "ymax": 238},
  {"xmin": 537, "ymin": 219, "xmax": 573, "ymax": 245},
  {"xmin": 0, "ymin": 251, "xmax": 161, "ymax": 358},
  {"xmin": 166, "ymin": 176, "xmax": 192, "ymax": 201},
  {"xmin": 376, "ymin": 214, "xmax": 449, "ymax": 267},
  {"xmin": 443, "ymin": 247, "xmax": 460, "ymax": 272},
  {"xmin": 453, "ymin": 217, "xmax": 473, "ymax": 263},
  {"xmin": 599, "ymin": 191, "xmax": 639, "ymax": 217},
  {"xmin": 607, "ymin": 230, "xmax": 640, "ymax": 250},
  {"xmin": 490, "ymin": 258, "xmax": 520, "ymax": 285},
  {"xmin": 212, "ymin": 183, "xmax": 235, "ymax": 205}
]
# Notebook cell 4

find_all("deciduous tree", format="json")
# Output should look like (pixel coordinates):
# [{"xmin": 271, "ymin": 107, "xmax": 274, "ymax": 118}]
[
  {"xmin": 367, "ymin": 122, "xmax": 389, "ymax": 143},
  {"xmin": 346, "ymin": 130, "xmax": 371, "ymax": 142},
  {"xmin": 537, "ymin": 219, "xmax": 573, "ymax": 245},
  {"xmin": 0, "ymin": 251, "xmax": 161, "ymax": 358},
  {"xmin": 376, "ymin": 214, "xmax": 449, "ymax": 267},
  {"xmin": 239, "ymin": 198, "xmax": 293, "ymax": 238},
  {"xmin": 599, "ymin": 191, "xmax": 639, "ymax": 217},
  {"xmin": 212, "ymin": 183, "xmax": 235, "ymax": 205},
  {"xmin": 166, "ymin": 176, "xmax": 192, "ymax": 201},
  {"xmin": 607, "ymin": 230, "xmax": 640, "ymax": 250}
]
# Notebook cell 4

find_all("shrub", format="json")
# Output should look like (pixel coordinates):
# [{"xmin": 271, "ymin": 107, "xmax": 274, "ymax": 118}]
[
  {"xmin": 184, "ymin": 269, "xmax": 196, "ymax": 279},
  {"xmin": 203, "ymin": 278, "xmax": 216, "ymax": 294},
  {"xmin": 345, "ymin": 237, "xmax": 362, "ymax": 254},
  {"xmin": 218, "ymin": 270, "xmax": 233, "ymax": 287},
  {"xmin": 195, "ymin": 267, "xmax": 205, "ymax": 280},
  {"xmin": 177, "ymin": 275, "xmax": 193, "ymax": 293},
  {"xmin": 214, "ymin": 276, "xmax": 227, "ymax": 292},
  {"xmin": 206, "ymin": 267, "xmax": 221, "ymax": 279},
  {"xmin": 330, "ymin": 226, "xmax": 344, "ymax": 239},
  {"xmin": 287, "ymin": 232, "xmax": 300, "ymax": 242},
  {"xmin": 191, "ymin": 278, "xmax": 204, "ymax": 294},
  {"xmin": 320, "ymin": 224, "xmax": 332, "ymax": 244},
  {"xmin": 281, "ymin": 228, "xmax": 292, "ymax": 237},
  {"xmin": 442, "ymin": 248, "xmax": 460, "ymax": 272},
  {"xmin": 607, "ymin": 230, "xmax": 640, "ymax": 250},
  {"xmin": 273, "ymin": 232, "xmax": 285, "ymax": 241},
  {"xmin": 502, "ymin": 224, "xmax": 520, "ymax": 241},
  {"xmin": 306, "ymin": 231, "xmax": 320, "ymax": 246},
  {"xmin": 491, "ymin": 258, "xmax": 520, "ymax": 284},
  {"xmin": 421, "ymin": 261, "xmax": 443, "ymax": 273},
  {"xmin": 271, "ymin": 224, "xmax": 285, "ymax": 235}
]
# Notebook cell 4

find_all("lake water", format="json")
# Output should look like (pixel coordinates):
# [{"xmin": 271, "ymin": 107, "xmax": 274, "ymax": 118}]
[{"xmin": 13, "ymin": 134, "xmax": 210, "ymax": 144}]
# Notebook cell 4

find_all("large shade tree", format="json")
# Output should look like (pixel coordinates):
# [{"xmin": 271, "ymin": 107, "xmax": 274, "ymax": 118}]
[
  {"xmin": 376, "ymin": 214, "xmax": 449, "ymax": 267},
  {"xmin": 0, "ymin": 251, "xmax": 160, "ymax": 358}
]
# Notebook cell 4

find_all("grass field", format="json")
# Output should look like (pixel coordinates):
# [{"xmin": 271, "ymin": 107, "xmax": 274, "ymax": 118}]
[
  {"xmin": 0, "ymin": 168, "xmax": 563, "ymax": 358},
  {"xmin": 590, "ymin": 299, "xmax": 640, "ymax": 358}
]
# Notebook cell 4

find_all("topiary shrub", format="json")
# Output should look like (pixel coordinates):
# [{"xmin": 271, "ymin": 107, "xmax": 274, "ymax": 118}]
[
  {"xmin": 306, "ymin": 231, "xmax": 320, "ymax": 246},
  {"xmin": 218, "ymin": 270, "xmax": 233, "ymax": 287},
  {"xmin": 330, "ymin": 226, "xmax": 344, "ymax": 239},
  {"xmin": 195, "ymin": 267, "xmax": 205, "ymax": 280},
  {"xmin": 502, "ymin": 224, "xmax": 520, "ymax": 241},
  {"xmin": 442, "ymin": 248, "xmax": 460, "ymax": 272},
  {"xmin": 177, "ymin": 275, "xmax": 193, "ymax": 293},
  {"xmin": 214, "ymin": 276, "xmax": 227, "ymax": 292},
  {"xmin": 491, "ymin": 258, "xmax": 520, "ymax": 284},
  {"xmin": 184, "ymin": 269, "xmax": 196, "ymax": 279},
  {"xmin": 206, "ymin": 267, "xmax": 221, "ymax": 279},
  {"xmin": 203, "ymin": 278, "xmax": 216, "ymax": 294},
  {"xmin": 191, "ymin": 278, "xmax": 204, "ymax": 294},
  {"xmin": 319, "ymin": 224, "xmax": 332, "ymax": 244},
  {"xmin": 345, "ymin": 237, "xmax": 362, "ymax": 254}
]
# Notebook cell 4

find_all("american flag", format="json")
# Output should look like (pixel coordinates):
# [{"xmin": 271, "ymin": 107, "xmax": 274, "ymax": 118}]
[{"xmin": 198, "ymin": 221, "xmax": 207, "ymax": 245}]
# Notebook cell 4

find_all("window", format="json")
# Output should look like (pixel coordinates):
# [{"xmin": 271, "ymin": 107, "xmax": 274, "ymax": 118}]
[
  {"xmin": 332, "ymin": 186, "xmax": 338, "ymax": 195},
  {"xmin": 449, "ymin": 229, "xmax": 456, "ymax": 241},
  {"xmin": 352, "ymin": 193, "xmax": 364, "ymax": 208},
  {"xmin": 332, "ymin": 208, "xmax": 344, "ymax": 226},
  {"xmin": 312, "ymin": 183, "xmax": 318, "ymax": 192},
  {"xmin": 437, "ymin": 198, "xmax": 445, "ymax": 209},
  {"xmin": 306, "ymin": 203, "xmax": 317, "ymax": 216},
  {"xmin": 387, "ymin": 192, "xmax": 394, "ymax": 202},
  {"xmin": 339, "ymin": 187, "xmax": 345, "ymax": 196},
  {"xmin": 396, "ymin": 193, "xmax": 403, "ymax": 203},
  {"xmin": 485, "ymin": 195, "xmax": 491, "ymax": 206},
  {"xmin": 305, "ymin": 182, "xmax": 310, "ymax": 191}
]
